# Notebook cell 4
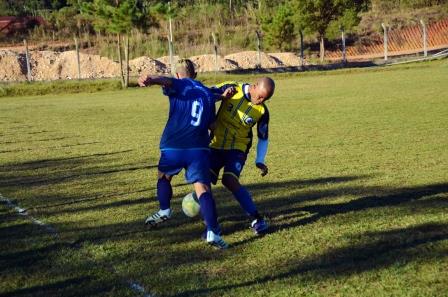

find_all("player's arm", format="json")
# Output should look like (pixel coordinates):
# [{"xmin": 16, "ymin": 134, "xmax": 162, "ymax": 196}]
[
  {"xmin": 138, "ymin": 75, "xmax": 174, "ymax": 88},
  {"xmin": 255, "ymin": 108, "xmax": 270, "ymax": 177},
  {"xmin": 210, "ymin": 83, "xmax": 237, "ymax": 101}
]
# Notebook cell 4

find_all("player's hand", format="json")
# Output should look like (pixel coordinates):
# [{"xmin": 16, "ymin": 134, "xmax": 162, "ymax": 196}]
[
  {"xmin": 138, "ymin": 75, "xmax": 152, "ymax": 87},
  {"xmin": 256, "ymin": 163, "xmax": 268, "ymax": 177},
  {"xmin": 222, "ymin": 86, "xmax": 237, "ymax": 99}
]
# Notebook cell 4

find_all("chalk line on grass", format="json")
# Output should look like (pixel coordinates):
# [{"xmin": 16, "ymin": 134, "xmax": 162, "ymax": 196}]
[{"xmin": 0, "ymin": 192, "xmax": 154, "ymax": 297}]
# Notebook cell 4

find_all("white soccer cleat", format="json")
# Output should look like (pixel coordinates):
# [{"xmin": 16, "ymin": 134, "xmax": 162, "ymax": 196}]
[
  {"xmin": 206, "ymin": 230, "xmax": 229, "ymax": 249},
  {"xmin": 145, "ymin": 209, "xmax": 172, "ymax": 227}
]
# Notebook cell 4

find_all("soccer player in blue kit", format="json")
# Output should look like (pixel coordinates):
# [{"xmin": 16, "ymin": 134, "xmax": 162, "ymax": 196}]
[{"xmin": 138, "ymin": 59, "xmax": 231, "ymax": 249}]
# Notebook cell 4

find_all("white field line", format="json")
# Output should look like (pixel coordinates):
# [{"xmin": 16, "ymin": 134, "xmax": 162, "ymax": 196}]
[
  {"xmin": 0, "ymin": 193, "xmax": 59, "ymax": 236},
  {"xmin": 0, "ymin": 192, "xmax": 154, "ymax": 297}
]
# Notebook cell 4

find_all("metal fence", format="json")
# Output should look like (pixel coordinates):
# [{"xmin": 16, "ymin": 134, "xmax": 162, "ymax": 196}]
[{"xmin": 1, "ymin": 18, "xmax": 448, "ymax": 83}]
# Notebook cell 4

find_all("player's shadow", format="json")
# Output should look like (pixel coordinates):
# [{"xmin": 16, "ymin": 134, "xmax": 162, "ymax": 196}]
[
  {"xmin": 215, "ymin": 179, "xmax": 448, "ymax": 247},
  {"xmin": 270, "ymin": 182, "xmax": 448, "ymax": 232},
  {"xmin": 173, "ymin": 222, "xmax": 448, "ymax": 297}
]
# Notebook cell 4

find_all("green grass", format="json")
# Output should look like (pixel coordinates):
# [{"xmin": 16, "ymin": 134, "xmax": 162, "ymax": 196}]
[
  {"xmin": 0, "ymin": 59, "xmax": 443, "ymax": 99},
  {"xmin": 0, "ymin": 79, "xmax": 124, "ymax": 98},
  {"xmin": 1, "ymin": 60, "xmax": 447, "ymax": 297}
]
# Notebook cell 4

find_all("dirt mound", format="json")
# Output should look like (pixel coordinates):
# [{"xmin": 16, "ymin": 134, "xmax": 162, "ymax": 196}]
[
  {"xmin": 189, "ymin": 54, "xmax": 239, "ymax": 72},
  {"xmin": 129, "ymin": 56, "xmax": 167, "ymax": 77},
  {"xmin": 225, "ymin": 51, "xmax": 283, "ymax": 69},
  {"xmin": 58, "ymin": 51, "xmax": 119, "ymax": 79},
  {"xmin": 0, "ymin": 50, "xmax": 26, "ymax": 81},
  {"xmin": 156, "ymin": 55, "xmax": 179, "ymax": 73},
  {"xmin": 268, "ymin": 52, "xmax": 308, "ymax": 67},
  {"xmin": 27, "ymin": 51, "xmax": 119, "ymax": 80},
  {"xmin": 29, "ymin": 51, "xmax": 63, "ymax": 80}
]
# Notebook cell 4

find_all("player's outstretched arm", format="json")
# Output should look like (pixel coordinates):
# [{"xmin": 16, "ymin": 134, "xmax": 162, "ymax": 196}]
[
  {"xmin": 221, "ymin": 86, "xmax": 237, "ymax": 100},
  {"xmin": 210, "ymin": 84, "xmax": 237, "ymax": 101},
  {"xmin": 138, "ymin": 75, "xmax": 173, "ymax": 88}
]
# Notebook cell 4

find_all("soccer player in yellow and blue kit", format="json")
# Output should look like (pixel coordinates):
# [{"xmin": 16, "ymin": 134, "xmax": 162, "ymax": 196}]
[
  {"xmin": 138, "ymin": 59, "xmax": 233, "ymax": 249},
  {"xmin": 210, "ymin": 77, "xmax": 275, "ymax": 235}
]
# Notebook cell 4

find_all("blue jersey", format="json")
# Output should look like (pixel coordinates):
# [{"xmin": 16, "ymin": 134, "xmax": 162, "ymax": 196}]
[{"xmin": 160, "ymin": 78, "xmax": 216, "ymax": 150}]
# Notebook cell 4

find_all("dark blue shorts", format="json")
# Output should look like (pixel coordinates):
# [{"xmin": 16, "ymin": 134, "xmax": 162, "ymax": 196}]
[
  {"xmin": 209, "ymin": 148, "xmax": 247, "ymax": 185},
  {"xmin": 158, "ymin": 149, "xmax": 211, "ymax": 184}
]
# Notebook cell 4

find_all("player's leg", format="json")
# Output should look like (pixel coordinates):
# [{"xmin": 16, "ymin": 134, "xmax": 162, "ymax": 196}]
[
  {"xmin": 186, "ymin": 150, "xmax": 228, "ymax": 249},
  {"xmin": 221, "ymin": 150, "xmax": 269, "ymax": 235},
  {"xmin": 156, "ymin": 171, "xmax": 173, "ymax": 210},
  {"xmin": 209, "ymin": 148, "xmax": 225, "ymax": 186},
  {"xmin": 145, "ymin": 151, "xmax": 182, "ymax": 227}
]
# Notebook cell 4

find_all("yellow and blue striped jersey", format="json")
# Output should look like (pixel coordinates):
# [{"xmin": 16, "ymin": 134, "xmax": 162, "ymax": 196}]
[{"xmin": 210, "ymin": 82, "xmax": 269, "ymax": 153}]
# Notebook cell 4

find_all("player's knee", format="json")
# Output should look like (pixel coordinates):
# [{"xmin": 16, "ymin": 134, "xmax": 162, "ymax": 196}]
[
  {"xmin": 158, "ymin": 173, "xmax": 172, "ymax": 181},
  {"xmin": 222, "ymin": 174, "xmax": 240, "ymax": 192},
  {"xmin": 193, "ymin": 182, "xmax": 210, "ymax": 198}
]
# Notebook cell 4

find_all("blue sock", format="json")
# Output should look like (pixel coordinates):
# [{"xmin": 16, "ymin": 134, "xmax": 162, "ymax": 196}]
[
  {"xmin": 157, "ymin": 178, "xmax": 172, "ymax": 210},
  {"xmin": 198, "ymin": 192, "xmax": 220, "ymax": 234},
  {"xmin": 233, "ymin": 186, "xmax": 260, "ymax": 219}
]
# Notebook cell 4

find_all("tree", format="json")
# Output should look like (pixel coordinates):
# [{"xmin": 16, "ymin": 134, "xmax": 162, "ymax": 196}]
[
  {"xmin": 81, "ymin": 0, "xmax": 149, "ymax": 87},
  {"xmin": 291, "ymin": 0, "xmax": 367, "ymax": 62},
  {"xmin": 261, "ymin": 4, "xmax": 295, "ymax": 51}
]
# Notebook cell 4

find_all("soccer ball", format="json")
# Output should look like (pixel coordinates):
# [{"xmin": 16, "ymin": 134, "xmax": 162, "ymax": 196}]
[{"xmin": 182, "ymin": 192, "xmax": 200, "ymax": 217}]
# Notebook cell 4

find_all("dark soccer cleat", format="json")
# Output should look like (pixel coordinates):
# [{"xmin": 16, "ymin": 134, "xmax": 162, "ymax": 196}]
[
  {"xmin": 251, "ymin": 218, "xmax": 269, "ymax": 235},
  {"xmin": 206, "ymin": 230, "xmax": 229, "ymax": 249},
  {"xmin": 145, "ymin": 209, "xmax": 172, "ymax": 227}
]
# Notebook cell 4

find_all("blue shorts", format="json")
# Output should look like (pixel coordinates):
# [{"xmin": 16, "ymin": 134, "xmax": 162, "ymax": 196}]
[
  {"xmin": 158, "ymin": 149, "xmax": 211, "ymax": 184},
  {"xmin": 209, "ymin": 148, "xmax": 247, "ymax": 185}
]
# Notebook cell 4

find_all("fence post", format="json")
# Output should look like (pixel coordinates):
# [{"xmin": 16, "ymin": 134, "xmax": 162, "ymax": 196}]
[
  {"xmin": 74, "ymin": 36, "xmax": 81, "ymax": 80},
  {"xmin": 256, "ymin": 30, "xmax": 261, "ymax": 69},
  {"xmin": 382, "ymin": 23, "xmax": 388, "ymax": 61},
  {"xmin": 117, "ymin": 33, "xmax": 125, "ymax": 88},
  {"xmin": 299, "ymin": 30, "xmax": 304, "ymax": 68},
  {"xmin": 341, "ymin": 27, "xmax": 347, "ymax": 65},
  {"xmin": 124, "ymin": 34, "xmax": 129, "ymax": 88},
  {"xmin": 23, "ymin": 39, "xmax": 32, "ymax": 82},
  {"xmin": 212, "ymin": 33, "xmax": 219, "ymax": 73},
  {"xmin": 168, "ymin": 1, "xmax": 175, "ymax": 76},
  {"xmin": 420, "ymin": 19, "xmax": 428, "ymax": 57}
]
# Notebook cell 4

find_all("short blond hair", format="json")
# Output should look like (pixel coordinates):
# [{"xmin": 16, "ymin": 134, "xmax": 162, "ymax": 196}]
[{"xmin": 176, "ymin": 58, "xmax": 196, "ymax": 78}]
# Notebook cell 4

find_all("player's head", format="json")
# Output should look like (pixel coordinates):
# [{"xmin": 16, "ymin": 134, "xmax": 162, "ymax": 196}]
[
  {"xmin": 176, "ymin": 58, "xmax": 197, "ymax": 79},
  {"xmin": 249, "ymin": 77, "xmax": 275, "ymax": 105}
]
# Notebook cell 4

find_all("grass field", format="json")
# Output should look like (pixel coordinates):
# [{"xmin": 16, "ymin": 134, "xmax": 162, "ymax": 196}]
[{"xmin": 1, "ymin": 60, "xmax": 448, "ymax": 297}]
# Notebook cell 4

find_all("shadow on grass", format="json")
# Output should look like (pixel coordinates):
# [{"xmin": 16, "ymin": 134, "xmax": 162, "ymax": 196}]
[
  {"xmin": 270, "ymin": 182, "xmax": 448, "ymax": 233},
  {"xmin": 49, "ymin": 179, "xmax": 447, "ymax": 251},
  {"xmin": 0, "ymin": 147, "xmax": 157, "ymax": 188},
  {"xmin": 0, "ymin": 149, "xmax": 134, "ymax": 172},
  {"xmin": 0, "ymin": 163, "xmax": 157, "ymax": 187},
  {"xmin": 0, "ymin": 136, "xmax": 79, "ymax": 145},
  {"xmin": 0, "ymin": 141, "xmax": 103, "ymax": 154},
  {"xmin": 0, "ymin": 276, "xmax": 116, "ymax": 297},
  {"xmin": 173, "ymin": 222, "xmax": 448, "ymax": 297},
  {"xmin": 2, "ymin": 173, "xmax": 447, "ymax": 296}
]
